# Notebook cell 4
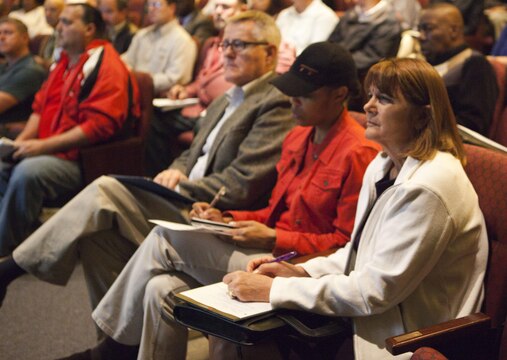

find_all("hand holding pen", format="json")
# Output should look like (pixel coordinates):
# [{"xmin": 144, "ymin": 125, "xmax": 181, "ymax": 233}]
[
  {"xmin": 209, "ymin": 186, "xmax": 226, "ymax": 208},
  {"xmin": 190, "ymin": 186, "xmax": 227, "ymax": 221},
  {"xmin": 248, "ymin": 251, "xmax": 299, "ymax": 273}
]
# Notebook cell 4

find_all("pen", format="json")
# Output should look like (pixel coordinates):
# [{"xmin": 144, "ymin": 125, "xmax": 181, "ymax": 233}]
[
  {"xmin": 209, "ymin": 186, "xmax": 226, "ymax": 208},
  {"xmin": 268, "ymin": 251, "xmax": 298, "ymax": 263}
]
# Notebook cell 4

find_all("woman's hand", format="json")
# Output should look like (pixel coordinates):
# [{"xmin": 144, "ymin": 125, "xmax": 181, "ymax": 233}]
[
  {"xmin": 223, "ymin": 271, "xmax": 273, "ymax": 302},
  {"xmin": 190, "ymin": 202, "xmax": 231, "ymax": 222},
  {"xmin": 227, "ymin": 221, "xmax": 276, "ymax": 250},
  {"xmin": 153, "ymin": 169, "xmax": 188, "ymax": 189},
  {"xmin": 247, "ymin": 256, "xmax": 309, "ymax": 278}
]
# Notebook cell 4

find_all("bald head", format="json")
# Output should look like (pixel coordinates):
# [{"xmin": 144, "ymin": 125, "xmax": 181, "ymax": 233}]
[
  {"xmin": 418, "ymin": 3, "xmax": 465, "ymax": 64},
  {"xmin": 424, "ymin": 4, "xmax": 464, "ymax": 32},
  {"xmin": 44, "ymin": 0, "xmax": 65, "ymax": 27}
]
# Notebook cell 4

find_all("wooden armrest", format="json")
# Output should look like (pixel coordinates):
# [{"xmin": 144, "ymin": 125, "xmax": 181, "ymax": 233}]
[
  {"xmin": 386, "ymin": 312, "xmax": 490, "ymax": 355},
  {"xmin": 290, "ymin": 248, "xmax": 337, "ymax": 264}
]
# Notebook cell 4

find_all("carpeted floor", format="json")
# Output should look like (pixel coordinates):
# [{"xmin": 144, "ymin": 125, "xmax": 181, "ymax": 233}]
[{"xmin": 0, "ymin": 263, "xmax": 208, "ymax": 359}]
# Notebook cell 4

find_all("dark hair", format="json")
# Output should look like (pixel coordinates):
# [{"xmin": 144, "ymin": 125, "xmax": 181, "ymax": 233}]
[
  {"xmin": 0, "ymin": 16, "xmax": 29, "ymax": 35},
  {"xmin": 70, "ymin": 3, "xmax": 106, "ymax": 39},
  {"xmin": 115, "ymin": 0, "xmax": 129, "ymax": 11}
]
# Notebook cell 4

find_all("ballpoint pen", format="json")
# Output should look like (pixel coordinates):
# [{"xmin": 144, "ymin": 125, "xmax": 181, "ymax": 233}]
[
  {"xmin": 209, "ymin": 186, "xmax": 226, "ymax": 208},
  {"xmin": 268, "ymin": 250, "xmax": 298, "ymax": 263}
]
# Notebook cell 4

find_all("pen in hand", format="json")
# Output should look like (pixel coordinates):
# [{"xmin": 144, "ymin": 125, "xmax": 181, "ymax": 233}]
[
  {"xmin": 208, "ymin": 186, "xmax": 226, "ymax": 209},
  {"xmin": 252, "ymin": 251, "xmax": 299, "ymax": 274},
  {"xmin": 268, "ymin": 251, "xmax": 298, "ymax": 263}
]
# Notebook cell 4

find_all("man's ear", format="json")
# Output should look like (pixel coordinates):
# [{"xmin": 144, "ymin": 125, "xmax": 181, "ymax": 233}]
[
  {"xmin": 21, "ymin": 32, "xmax": 30, "ymax": 47},
  {"xmin": 333, "ymin": 86, "xmax": 349, "ymax": 103},
  {"xmin": 85, "ymin": 22, "xmax": 97, "ymax": 39},
  {"xmin": 265, "ymin": 44, "xmax": 278, "ymax": 66},
  {"xmin": 168, "ymin": 2, "xmax": 177, "ymax": 15}
]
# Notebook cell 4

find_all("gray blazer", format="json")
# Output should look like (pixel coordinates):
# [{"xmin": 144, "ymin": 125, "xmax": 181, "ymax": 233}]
[{"xmin": 171, "ymin": 73, "xmax": 294, "ymax": 210}]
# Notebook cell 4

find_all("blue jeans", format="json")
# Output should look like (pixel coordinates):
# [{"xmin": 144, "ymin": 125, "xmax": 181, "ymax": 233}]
[{"xmin": 0, "ymin": 155, "xmax": 82, "ymax": 255}]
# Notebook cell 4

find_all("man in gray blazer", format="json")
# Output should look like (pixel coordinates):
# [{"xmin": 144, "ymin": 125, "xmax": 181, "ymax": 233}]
[{"xmin": 0, "ymin": 11, "xmax": 293, "ymax": 311}]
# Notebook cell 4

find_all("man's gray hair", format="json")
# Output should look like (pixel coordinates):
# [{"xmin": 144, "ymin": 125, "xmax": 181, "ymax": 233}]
[{"xmin": 227, "ymin": 10, "xmax": 281, "ymax": 49}]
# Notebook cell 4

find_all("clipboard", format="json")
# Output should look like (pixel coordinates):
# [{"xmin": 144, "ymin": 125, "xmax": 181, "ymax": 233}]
[{"xmin": 111, "ymin": 175, "xmax": 195, "ymax": 204}]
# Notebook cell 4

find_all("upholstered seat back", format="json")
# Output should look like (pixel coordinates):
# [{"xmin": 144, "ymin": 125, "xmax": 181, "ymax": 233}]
[
  {"xmin": 486, "ymin": 58, "xmax": 507, "ymax": 147},
  {"xmin": 463, "ymin": 144, "xmax": 507, "ymax": 328}
]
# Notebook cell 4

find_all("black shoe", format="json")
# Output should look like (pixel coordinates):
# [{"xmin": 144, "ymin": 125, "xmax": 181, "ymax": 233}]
[
  {"xmin": 0, "ymin": 255, "xmax": 26, "ymax": 307},
  {"xmin": 55, "ymin": 349, "xmax": 92, "ymax": 360},
  {"xmin": 0, "ymin": 284, "xmax": 5, "ymax": 308},
  {"xmin": 56, "ymin": 337, "xmax": 138, "ymax": 360}
]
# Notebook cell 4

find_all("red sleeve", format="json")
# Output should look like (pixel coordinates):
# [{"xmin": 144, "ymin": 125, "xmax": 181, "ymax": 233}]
[
  {"xmin": 273, "ymin": 146, "xmax": 378, "ymax": 256},
  {"xmin": 78, "ymin": 47, "xmax": 131, "ymax": 143}
]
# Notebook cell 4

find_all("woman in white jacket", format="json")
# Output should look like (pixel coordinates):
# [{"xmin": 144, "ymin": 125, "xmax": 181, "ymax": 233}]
[{"xmin": 223, "ymin": 58, "xmax": 489, "ymax": 359}]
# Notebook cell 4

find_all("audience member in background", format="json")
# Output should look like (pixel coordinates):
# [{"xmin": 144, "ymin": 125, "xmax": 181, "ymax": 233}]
[
  {"xmin": 491, "ymin": 22, "xmax": 507, "ymax": 54},
  {"xmin": 176, "ymin": 0, "xmax": 217, "ymax": 46},
  {"xmin": 0, "ymin": 17, "xmax": 45, "ymax": 123},
  {"xmin": 64, "ymin": 41, "xmax": 379, "ymax": 360},
  {"xmin": 9, "ymin": 0, "xmax": 52, "ymax": 38},
  {"xmin": 328, "ymin": 0, "xmax": 402, "ymax": 75},
  {"xmin": 0, "ymin": 3, "xmax": 135, "ymax": 257},
  {"xmin": 419, "ymin": 3, "xmax": 498, "ymax": 135},
  {"xmin": 388, "ymin": 0, "xmax": 421, "ymax": 29},
  {"xmin": 248, "ymin": 0, "xmax": 287, "ymax": 17},
  {"xmin": 98, "ymin": 0, "xmax": 137, "ymax": 54},
  {"xmin": 0, "ymin": 0, "xmax": 6, "ymax": 17},
  {"xmin": 430, "ymin": 0, "xmax": 485, "ymax": 35},
  {"xmin": 486, "ymin": 0, "xmax": 507, "ymax": 39},
  {"xmin": 121, "ymin": 0, "xmax": 196, "ymax": 95},
  {"xmin": 146, "ymin": 0, "xmax": 246, "ymax": 175},
  {"xmin": 275, "ymin": 0, "xmax": 337, "ymax": 71},
  {"xmin": 35, "ymin": 0, "xmax": 64, "ymax": 69},
  {"xmin": 0, "ymin": 11, "xmax": 294, "ymax": 317},
  {"xmin": 220, "ymin": 57, "xmax": 487, "ymax": 360}
]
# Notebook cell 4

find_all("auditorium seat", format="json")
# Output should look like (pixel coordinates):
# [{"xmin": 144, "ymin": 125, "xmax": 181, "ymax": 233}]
[
  {"xmin": 79, "ymin": 71, "xmax": 153, "ymax": 184},
  {"xmin": 386, "ymin": 144, "xmax": 507, "ymax": 360},
  {"xmin": 487, "ymin": 57, "xmax": 507, "ymax": 147}
]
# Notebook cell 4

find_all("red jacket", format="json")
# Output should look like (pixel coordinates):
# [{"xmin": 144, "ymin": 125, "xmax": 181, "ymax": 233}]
[
  {"xmin": 229, "ymin": 110, "xmax": 380, "ymax": 256},
  {"xmin": 33, "ymin": 40, "xmax": 136, "ymax": 161}
]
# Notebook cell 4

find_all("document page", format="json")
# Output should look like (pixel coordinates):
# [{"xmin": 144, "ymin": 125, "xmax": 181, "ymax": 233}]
[
  {"xmin": 177, "ymin": 282, "xmax": 273, "ymax": 321},
  {"xmin": 149, "ymin": 219, "xmax": 233, "ymax": 236},
  {"xmin": 153, "ymin": 98, "xmax": 199, "ymax": 111}
]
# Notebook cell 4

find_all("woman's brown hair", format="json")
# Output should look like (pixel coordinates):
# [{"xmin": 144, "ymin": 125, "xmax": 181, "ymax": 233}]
[{"xmin": 364, "ymin": 58, "xmax": 466, "ymax": 165}]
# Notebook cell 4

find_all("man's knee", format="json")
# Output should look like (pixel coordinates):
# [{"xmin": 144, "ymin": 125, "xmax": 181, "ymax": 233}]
[
  {"xmin": 81, "ymin": 175, "xmax": 125, "ymax": 200},
  {"xmin": 9, "ymin": 158, "xmax": 44, "ymax": 187},
  {"xmin": 144, "ymin": 275, "xmax": 175, "ymax": 312}
]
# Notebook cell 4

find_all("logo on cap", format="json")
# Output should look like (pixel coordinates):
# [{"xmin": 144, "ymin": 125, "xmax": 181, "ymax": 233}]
[{"xmin": 298, "ymin": 64, "xmax": 318, "ymax": 77}]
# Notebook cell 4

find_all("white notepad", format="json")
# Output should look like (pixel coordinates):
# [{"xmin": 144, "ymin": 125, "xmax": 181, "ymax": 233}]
[
  {"xmin": 176, "ymin": 282, "xmax": 273, "ymax": 321},
  {"xmin": 153, "ymin": 98, "xmax": 199, "ymax": 111}
]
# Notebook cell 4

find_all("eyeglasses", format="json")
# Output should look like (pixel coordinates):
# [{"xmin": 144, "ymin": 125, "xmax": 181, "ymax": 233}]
[
  {"xmin": 218, "ymin": 39, "xmax": 269, "ymax": 52},
  {"xmin": 147, "ymin": 1, "xmax": 164, "ymax": 9}
]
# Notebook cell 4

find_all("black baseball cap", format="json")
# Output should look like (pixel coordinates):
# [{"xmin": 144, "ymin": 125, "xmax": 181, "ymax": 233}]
[{"xmin": 271, "ymin": 42, "xmax": 360, "ymax": 97}]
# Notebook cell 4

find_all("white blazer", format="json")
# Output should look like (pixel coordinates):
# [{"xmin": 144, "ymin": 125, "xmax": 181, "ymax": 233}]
[{"xmin": 270, "ymin": 151, "xmax": 488, "ymax": 359}]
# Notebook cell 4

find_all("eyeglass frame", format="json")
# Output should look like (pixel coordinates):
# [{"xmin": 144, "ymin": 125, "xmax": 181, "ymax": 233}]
[
  {"xmin": 146, "ymin": 1, "xmax": 165, "ymax": 9},
  {"xmin": 218, "ymin": 39, "xmax": 270, "ymax": 52}
]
